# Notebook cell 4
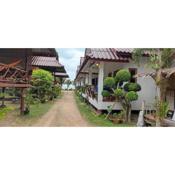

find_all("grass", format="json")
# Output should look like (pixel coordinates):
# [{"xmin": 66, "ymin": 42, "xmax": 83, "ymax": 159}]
[
  {"xmin": 0, "ymin": 106, "xmax": 14, "ymax": 120},
  {"xmin": 14, "ymin": 101, "xmax": 55, "ymax": 126},
  {"xmin": 75, "ymin": 93, "xmax": 135, "ymax": 127},
  {"xmin": 15, "ymin": 95, "xmax": 63, "ymax": 126},
  {"xmin": 0, "ymin": 94, "xmax": 63, "ymax": 126}
]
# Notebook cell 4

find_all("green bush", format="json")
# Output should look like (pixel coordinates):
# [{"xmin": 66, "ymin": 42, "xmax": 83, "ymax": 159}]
[
  {"xmin": 155, "ymin": 100, "xmax": 169, "ymax": 119},
  {"xmin": 52, "ymin": 85, "xmax": 61, "ymax": 98},
  {"xmin": 125, "ymin": 91, "xmax": 138, "ymax": 101},
  {"xmin": 124, "ymin": 83, "xmax": 141, "ymax": 92},
  {"xmin": 115, "ymin": 69, "xmax": 131, "ymax": 82},
  {"xmin": 114, "ymin": 88, "xmax": 125, "ymax": 97},
  {"xmin": 31, "ymin": 69, "xmax": 54, "ymax": 103},
  {"xmin": 102, "ymin": 90, "xmax": 111, "ymax": 97},
  {"xmin": 104, "ymin": 77, "xmax": 115, "ymax": 88},
  {"xmin": 0, "ymin": 106, "xmax": 14, "ymax": 119}
]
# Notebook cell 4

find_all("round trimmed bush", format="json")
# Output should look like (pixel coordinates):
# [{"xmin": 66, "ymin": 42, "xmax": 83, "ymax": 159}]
[
  {"xmin": 102, "ymin": 90, "xmax": 111, "ymax": 97},
  {"xmin": 124, "ymin": 83, "xmax": 141, "ymax": 92},
  {"xmin": 104, "ymin": 77, "xmax": 115, "ymax": 88},
  {"xmin": 114, "ymin": 88, "xmax": 125, "ymax": 97},
  {"xmin": 125, "ymin": 91, "xmax": 138, "ymax": 101},
  {"xmin": 115, "ymin": 69, "xmax": 131, "ymax": 82}
]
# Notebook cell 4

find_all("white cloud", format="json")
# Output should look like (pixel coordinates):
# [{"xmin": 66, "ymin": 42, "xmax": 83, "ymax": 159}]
[{"xmin": 56, "ymin": 48, "xmax": 85, "ymax": 80}]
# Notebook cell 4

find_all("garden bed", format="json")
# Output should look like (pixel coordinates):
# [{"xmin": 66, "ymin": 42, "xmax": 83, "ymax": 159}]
[{"xmin": 75, "ymin": 93, "xmax": 135, "ymax": 127}]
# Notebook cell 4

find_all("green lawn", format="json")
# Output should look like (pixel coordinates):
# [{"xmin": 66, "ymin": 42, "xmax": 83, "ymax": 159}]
[
  {"xmin": 14, "ymin": 101, "xmax": 55, "ymax": 126},
  {"xmin": 0, "ymin": 106, "xmax": 14, "ymax": 120},
  {"xmin": 75, "ymin": 93, "xmax": 135, "ymax": 127},
  {"xmin": 0, "ymin": 94, "xmax": 63, "ymax": 126}
]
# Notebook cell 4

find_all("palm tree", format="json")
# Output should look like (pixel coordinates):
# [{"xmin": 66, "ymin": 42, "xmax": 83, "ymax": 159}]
[{"xmin": 64, "ymin": 79, "xmax": 72, "ymax": 90}]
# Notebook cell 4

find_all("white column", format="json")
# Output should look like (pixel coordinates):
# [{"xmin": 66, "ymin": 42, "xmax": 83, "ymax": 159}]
[
  {"xmin": 85, "ymin": 74, "xmax": 88, "ymax": 85},
  {"xmin": 89, "ymin": 67, "xmax": 92, "ymax": 85},
  {"xmin": 98, "ymin": 62, "xmax": 104, "ymax": 103}
]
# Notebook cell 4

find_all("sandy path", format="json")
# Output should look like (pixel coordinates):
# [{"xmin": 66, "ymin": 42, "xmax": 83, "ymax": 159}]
[{"xmin": 34, "ymin": 91, "xmax": 91, "ymax": 127}]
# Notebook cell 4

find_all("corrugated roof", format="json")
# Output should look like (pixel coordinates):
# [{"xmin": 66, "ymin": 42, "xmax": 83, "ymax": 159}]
[
  {"xmin": 31, "ymin": 56, "xmax": 62, "ymax": 68},
  {"xmin": 75, "ymin": 48, "xmax": 134, "ymax": 80},
  {"xmin": 85, "ymin": 48, "xmax": 132, "ymax": 61}
]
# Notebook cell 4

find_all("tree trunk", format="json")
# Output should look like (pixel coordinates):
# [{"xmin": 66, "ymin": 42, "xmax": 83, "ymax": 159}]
[
  {"xmin": 127, "ymin": 104, "xmax": 132, "ymax": 123},
  {"xmin": 155, "ymin": 70, "xmax": 168, "ymax": 126},
  {"xmin": 20, "ymin": 88, "xmax": 25, "ymax": 115}
]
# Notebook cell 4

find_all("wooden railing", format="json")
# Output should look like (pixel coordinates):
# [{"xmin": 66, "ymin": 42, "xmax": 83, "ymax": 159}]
[{"xmin": 0, "ymin": 61, "xmax": 29, "ymax": 84}]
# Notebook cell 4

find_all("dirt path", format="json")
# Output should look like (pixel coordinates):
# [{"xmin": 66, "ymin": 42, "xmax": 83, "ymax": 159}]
[{"xmin": 34, "ymin": 91, "xmax": 91, "ymax": 127}]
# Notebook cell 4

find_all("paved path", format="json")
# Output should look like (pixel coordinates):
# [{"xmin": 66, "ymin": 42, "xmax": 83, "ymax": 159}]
[{"xmin": 34, "ymin": 91, "xmax": 91, "ymax": 127}]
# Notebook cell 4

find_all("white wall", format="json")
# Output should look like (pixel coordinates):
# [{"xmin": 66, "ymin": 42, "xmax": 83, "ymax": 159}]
[{"xmin": 78, "ymin": 58, "xmax": 157, "ymax": 111}]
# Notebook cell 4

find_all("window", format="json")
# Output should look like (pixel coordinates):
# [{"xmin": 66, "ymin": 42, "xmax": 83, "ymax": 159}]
[
  {"xmin": 113, "ymin": 69, "xmax": 119, "ymax": 77},
  {"xmin": 108, "ymin": 72, "xmax": 112, "ymax": 77},
  {"xmin": 129, "ymin": 68, "xmax": 137, "ymax": 83}
]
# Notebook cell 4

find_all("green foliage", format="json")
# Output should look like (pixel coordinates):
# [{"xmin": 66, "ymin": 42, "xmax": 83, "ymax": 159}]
[
  {"xmin": 103, "ymin": 68, "xmax": 141, "ymax": 123},
  {"xmin": 133, "ymin": 48, "xmax": 175, "ymax": 70},
  {"xmin": 31, "ymin": 69, "xmax": 54, "ymax": 103},
  {"xmin": 104, "ymin": 77, "xmax": 115, "ymax": 88},
  {"xmin": 155, "ymin": 100, "xmax": 169, "ymax": 119},
  {"xmin": 113, "ymin": 111, "xmax": 126, "ymax": 120},
  {"xmin": 115, "ymin": 69, "xmax": 131, "ymax": 82},
  {"xmin": 64, "ymin": 79, "xmax": 72, "ymax": 89},
  {"xmin": 107, "ymin": 105, "xmax": 113, "ymax": 115},
  {"xmin": 0, "ymin": 106, "xmax": 14, "ymax": 120},
  {"xmin": 125, "ymin": 91, "xmax": 138, "ymax": 101},
  {"xmin": 124, "ymin": 83, "xmax": 141, "ymax": 92},
  {"xmin": 75, "ymin": 93, "xmax": 134, "ymax": 127},
  {"xmin": 101, "ymin": 90, "xmax": 110, "ymax": 97},
  {"xmin": 52, "ymin": 85, "xmax": 61, "ymax": 98},
  {"xmin": 114, "ymin": 88, "xmax": 125, "ymax": 97},
  {"xmin": 161, "ymin": 48, "xmax": 175, "ymax": 68}
]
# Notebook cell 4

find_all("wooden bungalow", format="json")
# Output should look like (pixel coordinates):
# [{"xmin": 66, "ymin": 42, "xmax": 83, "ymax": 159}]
[
  {"xmin": 31, "ymin": 48, "xmax": 69, "ymax": 84},
  {"xmin": 75, "ymin": 48, "xmax": 157, "ymax": 112},
  {"xmin": 0, "ymin": 48, "xmax": 68, "ymax": 114}
]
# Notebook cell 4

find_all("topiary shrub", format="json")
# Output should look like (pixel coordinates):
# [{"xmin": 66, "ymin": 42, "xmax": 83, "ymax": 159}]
[
  {"xmin": 124, "ymin": 82, "xmax": 141, "ymax": 92},
  {"xmin": 114, "ymin": 88, "xmax": 124, "ymax": 97},
  {"xmin": 115, "ymin": 69, "xmax": 131, "ymax": 82},
  {"xmin": 125, "ymin": 91, "xmax": 138, "ymax": 101},
  {"xmin": 102, "ymin": 90, "xmax": 111, "ymax": 97},
  {"xmin": 103, "ymin": 68, "xmax": 141, "ymax": 123},
  {"xmin": 104, "ymin": 77, "xmax": 115, "ymax": 88}
]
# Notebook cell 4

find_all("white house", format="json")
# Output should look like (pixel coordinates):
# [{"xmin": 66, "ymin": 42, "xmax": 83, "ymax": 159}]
[{"xmin": 75, "ymin": 48, "xmax": 158, "ymax": 111}]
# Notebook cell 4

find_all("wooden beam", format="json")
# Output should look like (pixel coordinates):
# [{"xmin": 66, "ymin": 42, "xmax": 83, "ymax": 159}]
[{"xmin": 0, "ymin": 82, "xmax": 31, "ymax": 88}]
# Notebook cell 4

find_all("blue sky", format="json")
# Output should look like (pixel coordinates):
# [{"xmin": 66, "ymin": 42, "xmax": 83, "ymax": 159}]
[{"xmin": 56, "ymin": 48, "xmax": 85, "ymax": 80}]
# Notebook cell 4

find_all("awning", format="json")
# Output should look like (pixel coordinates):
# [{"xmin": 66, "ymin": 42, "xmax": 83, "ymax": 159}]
[{"xmin": 54, "ymin": 72, "xmax": 69, "ymax": 78}]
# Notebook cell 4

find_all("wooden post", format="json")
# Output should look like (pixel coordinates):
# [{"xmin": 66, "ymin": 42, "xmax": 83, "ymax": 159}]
[
  {"xmin": 20, "ymin": 88, "xmax": 25, "ymax": 115},
  {"xmin": 88, "ymin": 67, "xmax": 92, "ymax": 85},
  {"xmin": 1, "ymin": 87, "xmax": 6, "ymax": 108}
]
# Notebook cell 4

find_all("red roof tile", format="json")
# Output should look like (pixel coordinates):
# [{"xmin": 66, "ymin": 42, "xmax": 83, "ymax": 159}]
[
  {"xmin": 31, "ymin": 56, "xmax": 63, "ymax": 68},
  {"xmin": 75, "ymin": 48, "xmax": 134, "ymax": 80},
  {"xmin": 85, "ymin": 48, "xmax": 132, "ymax": 62}
]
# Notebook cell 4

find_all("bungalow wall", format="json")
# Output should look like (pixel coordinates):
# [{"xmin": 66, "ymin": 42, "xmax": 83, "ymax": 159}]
[
  {"xmin": 101, "ymin": 58, "xmax": 157, "ymax": 110},
  {"xmin": 79, "ymin": 57, "xmax": 157, "ymax": 111}
]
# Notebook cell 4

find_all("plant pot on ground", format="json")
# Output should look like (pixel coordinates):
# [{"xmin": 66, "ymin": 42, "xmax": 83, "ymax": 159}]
[{"xmin": 108, "ymin": 111, "xmax": 125, "ymax": 124}]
